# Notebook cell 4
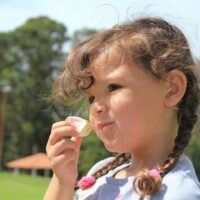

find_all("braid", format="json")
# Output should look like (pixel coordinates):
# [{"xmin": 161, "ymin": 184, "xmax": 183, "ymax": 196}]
[
  {"xmin": 92, "ymin": 153, "xmax": 131, "ymax": 179},
  {"xmin": 133, "ymin": 71, "xmax": 200, "ymax": 196},
  {"xmin": 75, "ymin": 153, "xmax": 131, "ymax": 190},
  {"xmin": 158, "ymin": 72, "xmax": 200, "ymax": 177}
]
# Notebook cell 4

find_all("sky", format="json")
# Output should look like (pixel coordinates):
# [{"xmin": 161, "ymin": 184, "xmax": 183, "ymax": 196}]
[{"xmin": 0, "ymin": 0, "xmax": 200, "ymax": 58}]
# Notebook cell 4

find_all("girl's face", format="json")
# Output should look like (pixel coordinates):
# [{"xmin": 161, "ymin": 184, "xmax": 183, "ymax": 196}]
[{"xmin": 87, "ymin": 52, "xmax": 168, "ymax": 153}]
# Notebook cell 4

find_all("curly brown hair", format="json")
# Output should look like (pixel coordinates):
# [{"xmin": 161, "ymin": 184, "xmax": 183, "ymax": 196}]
[{"xmin": 53, "ymin": 17, "xmax": 200, "ymax": 196}]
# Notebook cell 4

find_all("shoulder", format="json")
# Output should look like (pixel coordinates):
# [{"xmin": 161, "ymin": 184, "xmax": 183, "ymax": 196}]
[
  {"xmin": 160, "ymin": 174, "xmax": 200, "ymax": 200},
  {"xmin": 165, "ymin": 154, "xmax": 199, "ymax": 184},
  {"xmin": 87, "ymin": 157, "xmax": 115, "ymax": 176},
  {"xmin": 158, "ymin": 154, "xmax": 200, "ymax": 200}
]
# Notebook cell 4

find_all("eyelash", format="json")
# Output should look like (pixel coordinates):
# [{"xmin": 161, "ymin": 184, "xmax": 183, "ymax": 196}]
[{"xmin": 88, "ymin": 83, "xmax": 122, "ymax": 104}]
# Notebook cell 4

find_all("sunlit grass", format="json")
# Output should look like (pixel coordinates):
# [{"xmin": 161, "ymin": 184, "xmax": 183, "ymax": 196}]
[{"xmin": 0, "ymin": 172, "xmax": 50, "ymax": 200}]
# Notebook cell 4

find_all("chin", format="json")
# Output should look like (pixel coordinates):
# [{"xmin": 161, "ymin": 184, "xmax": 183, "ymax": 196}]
[{"xmin": 103, "ymin": 142, "xmax": 127, "ymax": 153}]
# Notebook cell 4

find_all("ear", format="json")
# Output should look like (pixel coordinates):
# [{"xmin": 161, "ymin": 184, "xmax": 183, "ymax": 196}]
[{"xmin": 163, "ymin": 70, "xmax": 187, "ymax": 108}]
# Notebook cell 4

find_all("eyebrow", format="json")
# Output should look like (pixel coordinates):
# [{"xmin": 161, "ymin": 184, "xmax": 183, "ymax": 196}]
[{"xmin": 85, "ymin": 66, "xmax": 125, "ymax": 94}]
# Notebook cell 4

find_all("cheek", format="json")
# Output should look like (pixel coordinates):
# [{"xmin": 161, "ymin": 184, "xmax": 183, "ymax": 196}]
[
  {"xmin": 111, "ymin": 93, "xmax": 142, "ymax": 126},
  {"xmin": 111, "ymin": 94, "xmax": 141, "ymax": 139},
  {"xmin": 109, "ymin": 95, "xmax": 147, "ymax": 151},
  {"xmin": 111, "ymin": 93, "xmax": 155, "ymax": 141}
]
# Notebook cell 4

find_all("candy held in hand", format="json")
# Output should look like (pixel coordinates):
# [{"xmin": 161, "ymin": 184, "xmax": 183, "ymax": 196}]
[{"xmin": 66, "ymin": 116, "xmax": 92, "ymax": 137}]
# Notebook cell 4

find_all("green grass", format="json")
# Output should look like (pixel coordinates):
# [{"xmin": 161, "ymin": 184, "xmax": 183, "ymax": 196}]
[{"xmin": 0, "ymin": 172, "xmax": 50, "ymax": 200}]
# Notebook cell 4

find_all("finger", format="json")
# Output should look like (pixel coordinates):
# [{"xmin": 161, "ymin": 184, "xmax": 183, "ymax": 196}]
[
  {"xmin": 49, "ymin": 126, "xmax": 79, "ymax": 145},
  {"xmin": 48, "ymin": 139, "xmax": 79, "ymax": 158},
  {"xmin": 50, "ymin": 149, "xmax": 77, "ymax": 168},
  {"xmin": 51, "ymin": 121, "xmax": 76, "ymax": 130}
]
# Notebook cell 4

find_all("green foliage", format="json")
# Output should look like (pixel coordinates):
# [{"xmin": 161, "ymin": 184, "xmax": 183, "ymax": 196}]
[
  {"xmin": 0, "ymin": 16, "xmax": 68, "ymax": 164},
  {"xmin": 0, "ymin": 16, "xmax": 105, "ymax": 177},
  {"xmin": 185, "ymin": 123, "xmax": 200, "ymax": 180},
  {"xmin": 0, "ymin": 172, "xmax": 50, "ymax": 200}
]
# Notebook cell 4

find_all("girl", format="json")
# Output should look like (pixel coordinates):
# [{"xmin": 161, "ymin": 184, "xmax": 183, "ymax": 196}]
[{"xmin": 44, "ymin": 17, "xmax": 200, "ymax": 200}]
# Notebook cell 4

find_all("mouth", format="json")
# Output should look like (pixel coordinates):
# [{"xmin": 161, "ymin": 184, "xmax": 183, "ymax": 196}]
[{"xmin": 96, "ymin": 121, "xmax": 114, "ymax": 131}]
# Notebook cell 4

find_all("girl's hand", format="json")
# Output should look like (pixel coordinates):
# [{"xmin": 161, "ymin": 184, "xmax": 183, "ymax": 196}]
[{"xmin": 46, "ymin": 121, "xmax": 82, "ymax": 185}]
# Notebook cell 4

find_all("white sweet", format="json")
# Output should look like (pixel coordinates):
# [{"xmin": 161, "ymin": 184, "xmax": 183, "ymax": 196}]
[{"xmin": 66, "ymin": 116, "xmax": 92, "ymax": 137}]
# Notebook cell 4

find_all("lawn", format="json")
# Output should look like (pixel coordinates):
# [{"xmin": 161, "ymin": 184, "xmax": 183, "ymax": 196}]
[{"xmin": 0, "ymin": 172, "xmax": 50, "ymax": 200}]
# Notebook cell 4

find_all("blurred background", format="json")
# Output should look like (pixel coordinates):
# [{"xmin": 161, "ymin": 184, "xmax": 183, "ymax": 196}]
[{"xmin": 0, "ymin": 0, "xmax": 200, "ymax": 199}]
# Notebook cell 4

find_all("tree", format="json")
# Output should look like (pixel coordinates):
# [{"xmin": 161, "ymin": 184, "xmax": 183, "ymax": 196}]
[
  {"xmin": 71, "ymin": 27, "xmax": 98, "ymax": 46},
  {"xmin": 0, "ymin": 16, "xmax": 69, "ymax": 164},
  {"xmin": 0, "ymin": 17, "xmax": 110, "ymax": 175}
]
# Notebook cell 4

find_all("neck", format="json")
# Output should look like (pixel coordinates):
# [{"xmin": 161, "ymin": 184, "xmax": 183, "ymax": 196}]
[
  {"xmin": 115, "ymin": 140, "xmax": 175, "ymax": 179},
  {"xmin": 128, "ymin": 113, "xmax": 179, "ymax": 176},
  {"xmin": 129, "ymin": 141, "xmax": 174, "ymax": 175}
]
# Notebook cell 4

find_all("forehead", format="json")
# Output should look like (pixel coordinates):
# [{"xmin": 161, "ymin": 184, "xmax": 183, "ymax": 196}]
[
  {"xmin": 89, "ymin": 60, "xmax": 124, "ymax": 86},
  {"xmin": 89, "ymin": 46, "xmax": 127, "ymax": 79},
  {"xmin": 88, "ymin": 45, "xmax": 153, "ymax": 82}
]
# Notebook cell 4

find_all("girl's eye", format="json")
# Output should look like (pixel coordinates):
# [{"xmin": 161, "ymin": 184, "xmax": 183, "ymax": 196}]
[
  {"xmin": 87, "ymin": 84, "xmax": 122, "ymax": 104},
  {"xmin": 108, "ymin": 83, "xmax": 122, "ymax": 92},
  {"xmin": 88, "ymin": 96, "xmax": 95, "ymax": 104}
]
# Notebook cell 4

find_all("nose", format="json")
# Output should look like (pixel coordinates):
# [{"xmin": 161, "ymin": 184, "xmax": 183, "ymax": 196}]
[{"xmin": 92, "ymin": 101, "xmax": 107, "ymax": 115}]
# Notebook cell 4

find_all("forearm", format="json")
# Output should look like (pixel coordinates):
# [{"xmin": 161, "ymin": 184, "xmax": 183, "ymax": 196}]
[{"xmin": 43, "ymin": 174, "xmax": 75, "ymax": 200}]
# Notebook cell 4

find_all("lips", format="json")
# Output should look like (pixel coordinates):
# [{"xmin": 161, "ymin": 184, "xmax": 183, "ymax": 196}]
[{"xmin": 96, "ymin": 121, "xmax": 114, "ymax": 130}]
